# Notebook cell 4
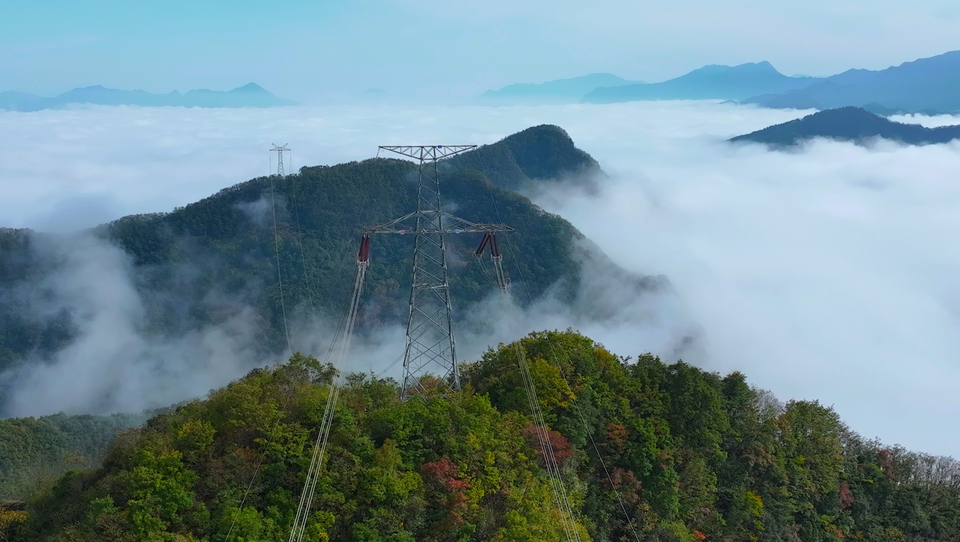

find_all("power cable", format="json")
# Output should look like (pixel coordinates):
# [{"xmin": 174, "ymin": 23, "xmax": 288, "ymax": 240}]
[
  {"xmin": 289, "ymin": 170, "xmax": 324, "ymax": 346},
  {"xmin": 226, "ymin": 149, "xmax": 373, "ymax": 541},
  {"xmin": 288, "ymin": 155, "xmax": 383, "ymax": 542},
  {"xmin": 289, "ymin": 255, "xmax": 368, "ymax": 542},
  {"xmin": 475, "ymin": 148, "xmax": 642, "ymax": 542},
  {"xmin": 473, "ymin": 148, "xmax": 582, "ymax": 542},
  {"xmin": 271, "ymin": 172, "xmax": 293, "ymax": 354}
]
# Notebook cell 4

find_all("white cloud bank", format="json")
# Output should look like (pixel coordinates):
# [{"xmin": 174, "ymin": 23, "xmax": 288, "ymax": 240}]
[
  {"xmin": 1, "ymin": 101, "xmax": 959, "ymax": 458},
  {"xmin": 0, "ymin": 232, "xmax": 268, "ymax": 416}
]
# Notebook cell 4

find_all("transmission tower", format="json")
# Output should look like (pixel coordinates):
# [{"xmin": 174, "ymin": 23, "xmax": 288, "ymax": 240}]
[
  {"xmin": 366, "ymin": 145, "xmax": 512, "ymax": 399},
  {"xmin": 270, "ymin": 143, "xmax": 290, "ymax": 176}
]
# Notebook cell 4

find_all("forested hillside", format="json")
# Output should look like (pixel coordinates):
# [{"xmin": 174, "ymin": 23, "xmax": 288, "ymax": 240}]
[
  {"xmin": 0, "ymin": 412, "xmax": 149, "ymax": 501},
  {"xmin": 0, "ymin": 125, "xmax": 639, "ymax": 380},
  {"xmin": 4, "ymin": 331, "xmax": 958, "ymax": 542}
]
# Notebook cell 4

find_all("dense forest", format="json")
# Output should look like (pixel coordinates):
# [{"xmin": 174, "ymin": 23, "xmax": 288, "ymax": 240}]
[
  {"xmin": 0, "ymin": 412, "xmax": 150, "ymax": 501},
  {"xmin": 3, "ymin": 331, "xmax": 958, "ymax": 542},
  {"xmin": 0, "ymin": 125, "xmax": 640, "ymax": 379}
]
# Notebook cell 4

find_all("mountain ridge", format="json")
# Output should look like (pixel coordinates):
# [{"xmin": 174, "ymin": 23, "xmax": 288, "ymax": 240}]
[
  {"xmin": 0, "ymin": 83, "xmax": 295, "ymax": 111},
  {"xmin": 581, "ymin": 61, "xmax": 821, "ymax": 103},
  {"xmin": 0, "ymin": 125, "xmax": 676, "ymax": 415},
  {"xmin": 729, "ymin": 106, "xmax": 960, "ymax": 147},
  {"xmin": 742, "ymin": 50, "xmax": 960, "ymax": 113},
  {"xmin": 479, "ymin": 73, "xmax": 641, "ymax": 104}
]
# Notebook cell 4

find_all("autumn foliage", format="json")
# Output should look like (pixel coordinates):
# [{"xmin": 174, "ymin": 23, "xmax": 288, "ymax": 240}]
[
  {"xmin": 522, "ymin": 424, "xmax": 574, "ymax": 466},
  {"xmin": 420, "ymin": 458, "xmax": 471, "ymax": 526},
  {"xmin": 6, "ymin": 331, "xmax": 960, "ymax": 542}
]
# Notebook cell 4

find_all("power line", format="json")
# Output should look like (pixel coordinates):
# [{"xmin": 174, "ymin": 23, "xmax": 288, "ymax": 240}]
[
  {"xmin": 283, "ymin": 143, "xmax": 586, "ymax": 542},
  {"xmin": 289, "ymin": 241, "xmax": 369, "ymax": 542},
  {"xmin": 475, "ymin": 147, "xmax": 642, "ymax": 542},
  {"xmin": 268, "ymin": 143, "xmax": 293, "ymax": 352}
]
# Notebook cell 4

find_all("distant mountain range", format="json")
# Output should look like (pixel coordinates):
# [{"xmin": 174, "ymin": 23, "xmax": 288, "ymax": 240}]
[
  {"xmin": 581, "ymin": 62, "xmax": 820, "ymax": 103},
  {"xmin": 481, "ymin": 49, "xmax": 960, "ymax": 113},
  {"xmin": 480, "ymin": 65, "xmax": 816, "ymax": 105},
  {"xmin": 479, "ymin": 73, "xmax": 641, "ymax": 104},
  {"xmin": 729, "ymin": 107, "xmax": 960, "ymax": 147},
  {"xmin": 741, "ymin": 51, "xmax": 960, "ymax": 114},
  {"xmin": 0, "ymin": 83, "xmax": 295, "ymax": 111}
]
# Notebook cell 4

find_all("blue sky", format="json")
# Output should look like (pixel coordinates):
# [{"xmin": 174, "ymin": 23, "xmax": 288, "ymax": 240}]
[{"xmin": 3, "ymin": 0, "xmax": 960, "ymax": 100}]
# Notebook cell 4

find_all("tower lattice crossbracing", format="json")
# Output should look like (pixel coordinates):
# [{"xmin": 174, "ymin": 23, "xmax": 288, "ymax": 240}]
[
  {"xmin": 367, "ymin": 145, "xmax": 511, "ymax": 399},
  {"xmin": 270, "ymin": 143, "xmax": 289, "ymax": 176}
]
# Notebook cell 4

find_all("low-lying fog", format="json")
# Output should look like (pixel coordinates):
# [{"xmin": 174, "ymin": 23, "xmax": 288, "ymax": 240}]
[{"xmin": 2, "ymin": 101, "xmax": 959, "ymax": 458}]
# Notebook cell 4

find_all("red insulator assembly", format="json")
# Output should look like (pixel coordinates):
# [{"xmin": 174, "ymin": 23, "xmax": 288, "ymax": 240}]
[
  {"xmin": 475, "ymin": 233, "xmax": 492, "ymax": 256},
  {"xmin": 357, "ymin": 235, "xmax": 371, "ymax": 263}
]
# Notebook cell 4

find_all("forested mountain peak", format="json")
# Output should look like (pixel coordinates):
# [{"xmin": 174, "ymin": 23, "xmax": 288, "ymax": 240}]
[
  {"xmin": 4, "ymin": 331, "xmax": 959, "ymax": 542},
  {"xmin": 0, "ymin": 124, "xmax": 672, "ymax": 417},
  {"xmin": 446, "ymin": 124, "xmax": 601, "ymax": 189}
]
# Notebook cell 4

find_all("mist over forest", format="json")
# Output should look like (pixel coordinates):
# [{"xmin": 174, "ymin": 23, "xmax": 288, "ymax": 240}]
[
  {"xmin": 6, "ymin": 0, "xmax": 960, "ymax": 537},
  {"xmin": 2, "ymin": 101, "xmax": 957, "ymax": 458},
  {"xmin": 3, "ymin": 41, "xmax": 960, "ymax": 541}
]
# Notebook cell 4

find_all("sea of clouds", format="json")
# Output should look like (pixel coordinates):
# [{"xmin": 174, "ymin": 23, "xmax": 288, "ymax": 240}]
[{"xmin": 1, "ymin": 101, "xmax": 959, "ymax": 458}]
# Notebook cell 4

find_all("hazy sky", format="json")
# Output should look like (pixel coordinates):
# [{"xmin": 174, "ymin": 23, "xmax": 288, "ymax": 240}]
[{"xmin": 4, "ymin": 0, "xmax": 960, "ymax": 100}]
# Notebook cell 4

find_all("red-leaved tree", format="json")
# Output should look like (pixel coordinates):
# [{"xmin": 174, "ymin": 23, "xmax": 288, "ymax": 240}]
[
  {"xmin": 421, "ymin": 458, "xmax": 471, "ymax": 528},
  {"xmin": 523, "ymin": 424, "xmax": 574, "ymax": 465}
]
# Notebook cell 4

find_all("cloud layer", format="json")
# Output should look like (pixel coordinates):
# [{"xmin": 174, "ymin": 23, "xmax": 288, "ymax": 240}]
[
  {"xmin": 1, "ymin": 102, "xmax": 958, "ymax": 458},
  {"xmin": 0, "ymin": 232, "xmax": 268, "ymax": 415}
]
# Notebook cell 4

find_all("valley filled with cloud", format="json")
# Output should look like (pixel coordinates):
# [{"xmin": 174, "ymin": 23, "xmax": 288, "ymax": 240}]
[{"xmin": 2, "ymin": 101, "xmax": 959, "ymax": 458}]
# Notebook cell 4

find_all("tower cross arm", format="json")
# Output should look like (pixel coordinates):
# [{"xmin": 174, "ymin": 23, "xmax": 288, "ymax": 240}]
[
  {"xmin": 363, "ymin": 211, "xmax": 513, "ymax": 235},
  {"xmin": 365, "ymin": 223, "xmax": 513, "ymax": 235},
  {"xmin": 378, "ymin": 145, "xmax": 476, "ymax": 162}
]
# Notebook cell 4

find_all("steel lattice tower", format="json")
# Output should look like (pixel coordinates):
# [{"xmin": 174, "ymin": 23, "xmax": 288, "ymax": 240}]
[
  {"xmin": 367, "ymin": 145, "xmax": 512, "ymax": 399},
  {"xmin": 270, "ymin": 143, "xmax": 290, "ymax": 176}
]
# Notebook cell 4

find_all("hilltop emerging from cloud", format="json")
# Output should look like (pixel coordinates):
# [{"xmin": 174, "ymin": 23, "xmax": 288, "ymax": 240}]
[
  {"xmin": 730, "ymin": 106, "xmax": 960, "ymax": 147},
  {"xmin": 0, "ymin": 83, "xmax": 295, "ymax": 111}
]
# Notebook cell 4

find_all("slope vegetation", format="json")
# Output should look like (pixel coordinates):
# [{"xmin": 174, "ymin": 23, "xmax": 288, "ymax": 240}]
[
  {"xmin": 4, "ymin": 331, "xmax": 959, "ymax": 542},
  {"xmin": 0, "ymin": 125, "xmax": 651, "ymax": 389},
  {"xmin": 0, "ymin": 413, "xmax": 149, "ymax": 501},
  {"xmin": 730, "ymin": 107, "xmax": 960, "ymax": 147}
]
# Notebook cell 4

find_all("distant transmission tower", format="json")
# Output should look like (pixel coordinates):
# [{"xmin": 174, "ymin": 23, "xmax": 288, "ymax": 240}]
[
  {"xmin": 270, "ymin": 143, "xmax": 290, "ymax": 176},
  {"xmin": 366, "ymin": 146, "xmax": 512, "ymax": 399}
]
